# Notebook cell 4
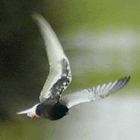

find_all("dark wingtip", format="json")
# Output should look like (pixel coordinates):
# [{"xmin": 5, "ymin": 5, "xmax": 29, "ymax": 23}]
[
  {"xmin": 120, "ymin": 76, "xmax": 131, "ymax": 88},
  {"xmin": 125, "ymin": 76, "xmax": 131, "ymax": 83}
]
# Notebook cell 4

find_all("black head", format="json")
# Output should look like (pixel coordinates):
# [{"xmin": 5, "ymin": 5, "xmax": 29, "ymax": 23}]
[{"xmin": 49, "ymin": 102, "xmax": 69, "ymax": 120}]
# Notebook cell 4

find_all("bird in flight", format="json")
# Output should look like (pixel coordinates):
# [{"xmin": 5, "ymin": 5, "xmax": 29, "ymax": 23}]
[{"xmin": 17, "ymin": 13, "xmax": 130, "ymax": 120}]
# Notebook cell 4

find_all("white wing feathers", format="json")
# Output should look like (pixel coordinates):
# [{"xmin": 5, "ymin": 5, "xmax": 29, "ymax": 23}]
[
  {"xmin": 60, "ymin": 76, "xmax": 130, "ymax": 108},
  {"xmin": 32, "ymin": 14, "xmax": 72, "ymax": 102}
]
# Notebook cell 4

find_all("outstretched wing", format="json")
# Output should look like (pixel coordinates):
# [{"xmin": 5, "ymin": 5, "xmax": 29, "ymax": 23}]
[
  {"xmin": 32, "ymin": 13, "xmax": 72, "ymax": 102},
  {"xmin": 60, "ymin": 76, "xmax": 130, "ymax": 108}
]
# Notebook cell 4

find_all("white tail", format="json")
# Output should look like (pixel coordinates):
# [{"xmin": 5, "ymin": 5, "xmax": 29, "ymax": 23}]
[{"xmin": 17, "ymin": 104, "xmax": 39, "ymax": 117}]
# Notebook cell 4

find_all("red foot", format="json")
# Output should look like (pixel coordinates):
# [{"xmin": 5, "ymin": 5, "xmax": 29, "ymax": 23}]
[{"xmin": 31, "ymin": 115, "xmax": 37, "ymax": 119}]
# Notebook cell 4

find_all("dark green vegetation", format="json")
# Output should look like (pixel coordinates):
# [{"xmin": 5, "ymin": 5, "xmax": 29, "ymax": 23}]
[{"xmin": 0, "ymin": 0, "xmax": 139, "ymax": 139}]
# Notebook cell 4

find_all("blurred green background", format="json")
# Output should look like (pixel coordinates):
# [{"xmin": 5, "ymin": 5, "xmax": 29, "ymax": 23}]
[{"xmin": 0, "ymin": 0, "xmax": 140, "ymax": 140}]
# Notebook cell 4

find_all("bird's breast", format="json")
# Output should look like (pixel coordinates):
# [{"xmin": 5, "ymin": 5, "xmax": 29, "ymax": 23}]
[{"xmin": 36, "ymin": 102, "xmax": 69, "ymax": 120}]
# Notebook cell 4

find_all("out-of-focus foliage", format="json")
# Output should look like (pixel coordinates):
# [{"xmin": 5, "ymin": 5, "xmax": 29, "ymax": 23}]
[{"xmin": 0, "ymin": 0, "xmax": 140, "ymax": 140}]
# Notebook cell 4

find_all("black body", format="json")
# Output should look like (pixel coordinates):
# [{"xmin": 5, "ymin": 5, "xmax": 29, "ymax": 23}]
[{"xmin": 36, "ymin": 99, "xmax": 69, "ymax": 120}]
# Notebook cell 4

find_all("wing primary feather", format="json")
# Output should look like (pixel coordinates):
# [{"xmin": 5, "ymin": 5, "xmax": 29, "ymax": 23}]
[
  {"xmin": 60, "ymin": 76, "xmax": 130, "ymax": 108},
  {"xmin": 99, "ymin": 81, "xmax": 115, "ymax": 97},
  {"xmin": 109, "ymin": 76, "xmax": 130, "ymax": 95}
]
